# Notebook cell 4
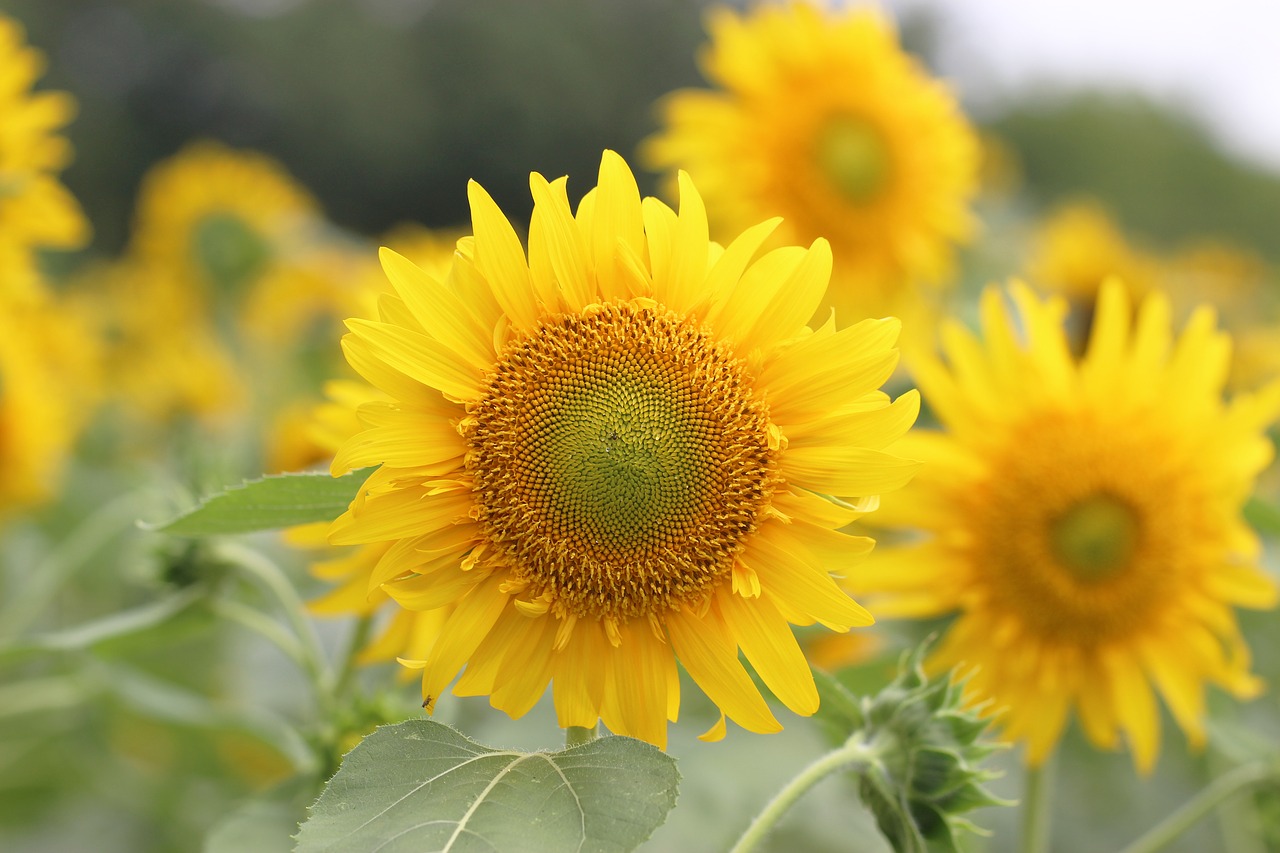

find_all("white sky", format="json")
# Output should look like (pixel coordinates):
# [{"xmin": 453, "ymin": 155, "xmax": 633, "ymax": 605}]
[{"xmin": 882, "ymin": 0, "xmax": 1280, "ymax": 172}]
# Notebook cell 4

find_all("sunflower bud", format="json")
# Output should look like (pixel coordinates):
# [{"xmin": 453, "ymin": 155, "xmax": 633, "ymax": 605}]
[{"xmin": 816, "ymin": 643, "xmax": 1009, "ymax": 853}]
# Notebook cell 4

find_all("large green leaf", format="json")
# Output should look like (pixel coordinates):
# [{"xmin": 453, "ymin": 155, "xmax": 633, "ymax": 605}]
[
  {"xmin": 295, "ymin": 720, "xmax": 680, "ymax": 853},
  {"xmin": 152, "ymin": 469, "xmax": 371, "ymax": 536}
]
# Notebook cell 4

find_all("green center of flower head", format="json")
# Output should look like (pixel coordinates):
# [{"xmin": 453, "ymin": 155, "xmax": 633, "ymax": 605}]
[
  {"xmin": 467, "ymin": 301, "xmax": 779, "ymax": 619},
  {"xmin": 815, "ymin": 114, "xmax": 892, "ymax": 204},
  {"xmin": 193, "ymin": 212, "xmax": 272, "ymax": 291},
  {"xmin": 1049, "ymin": 493, "xmax": 1141, "ymax": 581}
]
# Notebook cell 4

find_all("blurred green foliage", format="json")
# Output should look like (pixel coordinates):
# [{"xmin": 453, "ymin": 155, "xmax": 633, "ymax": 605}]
[
  {"xmin": 10, "ymin": 0, "xmax": 708, "ymax": 253},
  {"xmin": 992, "ymin": 91, "xmax": 1280, "ymax": 261}
]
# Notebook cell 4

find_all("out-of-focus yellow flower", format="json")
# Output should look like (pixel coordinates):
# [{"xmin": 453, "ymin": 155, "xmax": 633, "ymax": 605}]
[
  {"xmin": 1028, "ymin": 200, "xmax": 1163, "ymax": 303},
  {"xmin": 127, "ymin": 140, "xmax": 344, "ymax": 348},
  {"xmin": 858, "ymin": 280, "xmax": 1280, "ymax": 773},
  {"xmin": 327, "ymin": 150, "xmax": 919, "ymax": 748},
  {"xmin": 644, "ymin": 2, "xmax": 979, "ymax": 324},
  {"xmin": 1031, "ymin": 201, "xmax": 1280, "ymax": 390},
  {"xmin": 0, "ymin": 14, "xmax": 89, "ymax": 290},
  {"xmin": 0, "ymin": 282, "xmax": 97, "ymax": 514},
  {"xmin": 72, "ymin": 261, "xmax": 243, "ymax": 428}
]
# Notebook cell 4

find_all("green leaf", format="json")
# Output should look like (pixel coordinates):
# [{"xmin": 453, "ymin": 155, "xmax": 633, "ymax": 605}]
[
  {"xmin": 152, "ymin": 469, "xmax": 371, "ymax": 536},
  {"xmin": 0, "ymin": 588, "xmax": 204, "ymax": 663},
  {"xmin": 294, "ymin": 720, "xmax": 680, "ymax": 853}
]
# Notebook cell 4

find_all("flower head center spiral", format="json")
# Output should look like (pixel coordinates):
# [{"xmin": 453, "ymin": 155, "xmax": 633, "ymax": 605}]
[
  {"xmin": 1049, "ymin": 494, "xmax": 1140, "ymax": 581},
  {"xmin": 815, "ymin": 114, "xmax": 892, "ymax": 204},
  {"xmin": 465, "ymin": 301, "xmax": 780, "ymax": 621}
]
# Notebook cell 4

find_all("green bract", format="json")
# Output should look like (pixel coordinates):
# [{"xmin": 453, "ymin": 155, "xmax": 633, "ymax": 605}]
[{"xmin": 815, "ymin": 644, "xmax": 1010, "ymax": 853}]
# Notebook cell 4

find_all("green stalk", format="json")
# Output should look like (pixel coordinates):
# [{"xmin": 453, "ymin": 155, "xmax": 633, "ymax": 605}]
[
  {"xmin": 730, "ymin": 736, "xmax": 881, "ymax": 853},
  {"xmin": 1019, "ymin": 753, "xmax": 1055, "ymax": 853},
  {"xmin": 332, "ymin": 613, "xmax": 375, "ymax": 702},
  {"xmin": 215, "ymin": 542, "xmax": 334, "ymax": 708},
  {"xmin": 1118, "ymin": 760, "xmax": 1280, "ymax": 853},
  {"xmin": 564, "ymin": 725, "xmax": 599, "ymax": 747}
]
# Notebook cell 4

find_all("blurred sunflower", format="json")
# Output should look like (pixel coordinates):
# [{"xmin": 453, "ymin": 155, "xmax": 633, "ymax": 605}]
[
  {"xmin": 127, "ymin": 140, "xmax": 336, "ymax": 343},
  {"xmin": 857, "ymin": 279, "xmax": 1280, "ymax": 772},
  {"xmin": 72, "ymin": 261, "xmax": 243, "ymax": 430},
  {"xmin": 643, "ymin": 2, "xmax": 979, "ymax": 323},
  {"xmin": 328, "ymin": 150, "xmax": 920, "ymax": 747},
  {"xmin": 0, "ymin": 287, "xmax": 95, "ymax": 514},
  {"xmin": 1028, "ymin": 199, "xmax": 1162, "ymax": 304},
  {"xmin": 0, "ymin": 14, "xmax": 89, "ymax": 291}
]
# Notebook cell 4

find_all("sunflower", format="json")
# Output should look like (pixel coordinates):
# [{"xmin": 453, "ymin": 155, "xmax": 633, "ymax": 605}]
[
  {"xmin": 0, "ymin": 282, "xmax": 93, "ymax": 514},
  {"xmin": 128, "ymin": 140, "xmax": 337, "ymax": 343},
  {"xmin": 643, "ymin": 2, "xmax": 979, "ymax": 323},
  {"xmin": 1028, "ymin": 199, "xmax": 1163, "ymax": 304},
  {"xmin": 72, "ymin": 260, "xmax": 243, "ymax": 429},
  {"xmin": 856, "ymin": 279, "xmax": 1280, "ymax": 772},
  {"xmin": 328, "ymin": 150, "xmax": 920, "ymax": 747},
  {"xmin": 0, "ymin": 15, "xmax": 89, "ymax": 285}
]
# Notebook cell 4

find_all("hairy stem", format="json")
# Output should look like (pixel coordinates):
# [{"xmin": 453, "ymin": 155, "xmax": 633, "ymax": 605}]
[{"xmin": 730, "ymin": 735, "xmax": 881, "ymax": 853}]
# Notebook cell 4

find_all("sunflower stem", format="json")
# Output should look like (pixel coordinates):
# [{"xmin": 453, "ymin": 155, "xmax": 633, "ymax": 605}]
[
  {"xmin": 210, "ymin": 599, "xmax": 312, "ymax": 675},
  {"xmin": 564, "ymin": 725, "xmax": 598, "ymax": 747},
  {"xmin": 729, "ymin": 734, "xmax": 881, "ymax": 853},
  {"xmin": 332, "ymin": 613, "xmax": 375, "ymax": 702},
  {"xmin": 215, "ymin": 542, "xmax": 334, "ymax": 707},
  {"xmin": 1118, "ymin": 759, "xmax": 1280, "ymax": 853},
  {"xmin": 1019, "ymin": 753, "xmax": 1054, "ymax": 853}
]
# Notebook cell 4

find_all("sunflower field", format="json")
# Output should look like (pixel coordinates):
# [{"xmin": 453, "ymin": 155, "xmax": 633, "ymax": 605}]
[{"xmin": 5, "ymin": 2, "xmax": 1280, "ymax": 852}]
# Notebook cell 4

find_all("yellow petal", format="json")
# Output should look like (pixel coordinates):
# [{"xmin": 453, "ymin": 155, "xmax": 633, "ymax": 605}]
[
  {"xmin": 666, "ymin": 606, "xmax": 781, "ymax": 735},
  {"xmin": 734, "ymin": 238, "xmax": 833, "ymax": 356},
  {"xmin": 760, "ymin": 316, "xmax": 902, "ymax": 423},
  {"xmin": 750, "ymin": 524, "xmax": 874, "ymax": 629},
  {"xmin": 329, "ymin": 486, "xmax": 472, "ymax": 545},
  {"xmin": 378, "ymin": 247, "xmax": 495, "ymax": 373},
  {"xmin": 781, "ymin": 390, "xmax": 919, "ymax": 452},
  {"xmin": 718, "ymin": 590, "xmax": 818, "ymax": 716},
  {"xmin": 709, "ymin": 245, "xmax": 807, "ymax": 346},
  {"xmin": 331, "ymin": 414, "xmax": 465, "ymax": 475},
  {"xmin": 587, "ymin": 150, "xmax": 645, "ymax": 295},
  {"xmin": 344, "ymin": 319, "xmax": 484, "ymax": 401},
  {"xmin": 529, "ymin": 172, "xmax": 593, "ymax": 311},
  {"xmin": 552, "ymin": 618, "xmax": 609, "ymax": 729},
  {"xmin": 490, "ymin": 611, "xmax": 558, "ymax": 719},
  {"xmin": 384, "ymin": 564, "xmax": 487, "ymax": 612},
  {"xmin": 421, "ymin": 573, "xmax": 511, "ymax": 705},
  {"xmin": 1103, "ymin": 648, "xmax": 1161, "ymax": 774},
  {"xmin": 780, "ymin": 445, "xmax": 920, "ymax": 498},
  {"xmin": 698, "ymin": 217, "xmax": 782, "ymax": 316},
  {"xmin": 467, "ymin": 179, "xmax": 539, "ymax": 330},
  {"xmin": 653, "ymin": 171, "xmax": 710, "ymax": 316},
  {"xmin": 606, "ymin": 619, "xmax": 674, "ymax": 748}
]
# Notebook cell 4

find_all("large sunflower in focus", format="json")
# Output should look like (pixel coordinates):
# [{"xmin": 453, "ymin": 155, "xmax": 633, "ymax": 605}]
[
  {"xmin": 0, "ymin": 15, "xmax": 89, "ymax": 278},
  {"xmin": 858, "ymin": 280, "xmax": 1280, "ymax": 771},
  {"xmin": 644, "ymin": 2, "xmax": 979, "ymax": 322},
  {"xmin": 329, "ymin": 150, "xmax": 920, "ymax": 747}
]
